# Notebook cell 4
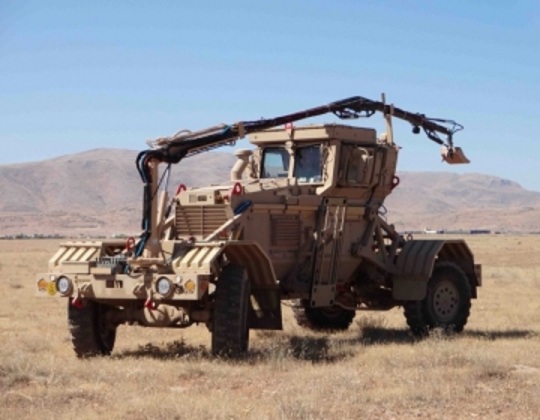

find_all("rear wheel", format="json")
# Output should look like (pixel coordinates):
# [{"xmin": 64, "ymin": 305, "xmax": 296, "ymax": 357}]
[
  {"xmin": 68, "ymin": 300, "xmax": 117, "ymax": 357},
  {"xmin": 404, "ymin": 262, "xmax": 471, "ymax": 337},
  {"xmin": 211, "ymin": 264, "xmax": 251, "ymax": 357},
  {"xmin": 293, "ymin": 299, "xmax": 355, "ymax": 331}
]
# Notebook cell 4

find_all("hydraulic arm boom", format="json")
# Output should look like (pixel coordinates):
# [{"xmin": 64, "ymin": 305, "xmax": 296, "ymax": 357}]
[
  {"xmin": 141, "ymin": 95, "xmax": 462, "ymax": 165},
  {"xmin": 133, "ymin": 95, "xmax": 465, "ymax": 257}
]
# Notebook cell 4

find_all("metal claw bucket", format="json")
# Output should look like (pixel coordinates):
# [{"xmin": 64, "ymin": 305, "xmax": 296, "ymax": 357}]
[{"xmin": 441, "ymin": 146, "xmax": 470, "ymax": 164}]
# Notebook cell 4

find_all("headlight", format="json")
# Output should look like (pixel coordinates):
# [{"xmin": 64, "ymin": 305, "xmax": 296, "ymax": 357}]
[
  {"xmin": 56, "ymin": 276, "xmax": 72, "ymax": 296},
  {"xmin": 156, "ymin": 277, "xmax": 173, "ymax": 298}
]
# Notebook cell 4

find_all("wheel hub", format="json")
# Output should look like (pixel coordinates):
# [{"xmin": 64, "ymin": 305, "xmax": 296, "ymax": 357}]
[{"xmin": 432, "ymin": 279, "xmax": 460, "ymax": 322}]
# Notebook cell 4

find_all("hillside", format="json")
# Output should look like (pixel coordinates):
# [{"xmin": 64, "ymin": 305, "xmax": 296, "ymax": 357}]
[
  {"xmin": 387, "ymin": 172, "xmax": 540, "ymax": 232},
  {"xmin": 0, "ymin": 149, "xmax": 236, "ymax": 236},
  {"xmin": 1, "ymin": 148, "xmax": 539, "ymax": 235}
]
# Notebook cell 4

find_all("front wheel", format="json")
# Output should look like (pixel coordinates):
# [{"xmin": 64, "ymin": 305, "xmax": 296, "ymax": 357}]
[
  {"xmin": 211, "ymin": 264, "xmax": 251, "ymax": 357},
  {"xmin": 68, "ymin": 300, "xmax": 117, "ymax": 357},
  {"xmin": 404, "ymin": 262, "xmax": 472, "ymax": 337}
]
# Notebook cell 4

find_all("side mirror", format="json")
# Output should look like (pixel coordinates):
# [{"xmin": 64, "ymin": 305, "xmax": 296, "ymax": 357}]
[{"xmin": 441, "ymin": 146, "xmax": 470, "ymax": 164}]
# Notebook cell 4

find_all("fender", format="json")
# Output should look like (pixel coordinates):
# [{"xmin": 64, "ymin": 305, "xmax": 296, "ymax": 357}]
[
  {"xmin": 222, "ymin": 241, "xmax": 282, "ymax": 330},
  {"xmin": 48, "ymin": 240, "xmax": 127, "ymax": 273},
  {"xmin": 174, "ymin": 241, "xmax": 282, "ymax": 330},
  {"xmin": 393, "ymin": 239, "xmax": 480, "ymax": 300}
]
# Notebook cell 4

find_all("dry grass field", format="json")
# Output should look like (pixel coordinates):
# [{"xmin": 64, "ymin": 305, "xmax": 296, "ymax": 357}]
[{"xmin": 1, "ymin": 236, "xmax": 539, "ymax": 419}]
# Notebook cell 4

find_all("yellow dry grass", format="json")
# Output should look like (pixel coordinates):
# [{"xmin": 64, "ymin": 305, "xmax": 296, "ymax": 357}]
[{"xmin": 1, "ymin": 236, "xmax": 539, "ymax": 419}]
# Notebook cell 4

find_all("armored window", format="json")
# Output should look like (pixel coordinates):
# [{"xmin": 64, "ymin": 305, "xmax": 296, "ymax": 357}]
[
  {"xmin": 294, "ymin": 145, "xmax": 322, "ymax": 183},
  {"xmin": 261, "ymin": 147, "xmax": 290, "ymax": 178},
  {"xmin": 341, "ymin": 145, "xmax": 374, "ymax": 186}
]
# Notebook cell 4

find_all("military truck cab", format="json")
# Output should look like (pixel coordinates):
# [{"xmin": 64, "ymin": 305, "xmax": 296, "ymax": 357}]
[{"xmin": 247, "ymin": 124, "xmax": 398, "ymax": 201}]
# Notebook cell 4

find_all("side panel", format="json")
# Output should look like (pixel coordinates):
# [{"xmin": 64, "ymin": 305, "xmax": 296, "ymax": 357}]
[{"xmin": 243, "ymin": 209, "xmax": 283, "ymax": 279}]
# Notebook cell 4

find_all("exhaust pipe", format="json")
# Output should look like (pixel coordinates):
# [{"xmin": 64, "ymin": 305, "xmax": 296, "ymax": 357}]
[{"xmin": 231, "ymin": 149, "xmax": 253, "ymax": 181}]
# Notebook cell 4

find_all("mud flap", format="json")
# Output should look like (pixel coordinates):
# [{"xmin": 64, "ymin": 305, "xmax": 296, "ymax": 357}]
[
  {"xmin": 393, "ymin": 240, "xmax": 445, "ymax": 301},
  {"xmin": 248, "ymin": 286, "xmax": 282, "ymax": 330}
]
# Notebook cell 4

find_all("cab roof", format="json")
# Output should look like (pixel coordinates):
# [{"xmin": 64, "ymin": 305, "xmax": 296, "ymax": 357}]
[{"xmin": 249, "ymin": 124, "xmax": 377, "ymax": 146}]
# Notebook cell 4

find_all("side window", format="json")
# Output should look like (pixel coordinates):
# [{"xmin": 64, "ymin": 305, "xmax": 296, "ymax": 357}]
[
  {"xmin": 294, "ymin": 145, "xmax": 322, "ymax": 183},
  {"xmin": 341, "ymin": 145, "xmax": 374, "ymax": 185},
  {"xmin": 261, "ymin": 147, "xmax": 290, "ymax": 178}
]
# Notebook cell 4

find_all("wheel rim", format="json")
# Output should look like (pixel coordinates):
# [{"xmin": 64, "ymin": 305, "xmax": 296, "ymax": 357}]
[{"xmin": 431, "ymin": 279, "xmax": 460, "ymax": 323}]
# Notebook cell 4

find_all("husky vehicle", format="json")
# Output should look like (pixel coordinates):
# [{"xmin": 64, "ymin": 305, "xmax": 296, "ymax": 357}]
[{"xmin": 37, "ymin": 95, "xmax": 481, "ymax": 357}]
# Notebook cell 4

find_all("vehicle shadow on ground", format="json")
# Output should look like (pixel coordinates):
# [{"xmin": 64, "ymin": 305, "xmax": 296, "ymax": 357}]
[
  {"xmin": 113, "ymin": 332, "xmax": 411, "ymax": 364},
  {"xmin": 114, "ymin": 340, "xmax": 210, "ymax": 361},
  {"xmin": 357, "ymin": 327, "xmax": 536, "ymax": 344},
  {"xmin": 114, "ymin": 337, "xmax": 346, "ymax": 363},
  {"xmin": 463, "ymin": 329, "xmax": 536, "ymax": 340},
  {"xmin": 357, "ymin": 327, "xmax": 415, "ymax": 345},
  {"xmin": 113, "ymin": 328, "xmax": 537, "ymax": 363}
]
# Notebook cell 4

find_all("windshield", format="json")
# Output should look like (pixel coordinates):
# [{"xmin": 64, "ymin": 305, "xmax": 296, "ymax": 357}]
[
  {"xmin": 294, "ymin": 145, "xmax": 322, "ymax": 183},
  {"xmin": 261, "ymin": 147, "xmax": 290, "ymax": 178}
]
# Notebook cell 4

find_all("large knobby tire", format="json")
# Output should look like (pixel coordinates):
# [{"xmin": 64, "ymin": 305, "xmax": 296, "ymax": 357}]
[
  {"xmin": 404, "ymin": 262, "xmax": 472, "ymax": 337},
  {"xmin": 211, "ymin": 264, "xmax": 251, "ymax": 357},
  {"xmin": 68, "ymin": 300, "xmax": 117, "ymax": 357},
  {"xmin": 293, "ymin": 299, "xmax": 356, "ymax": 332}
]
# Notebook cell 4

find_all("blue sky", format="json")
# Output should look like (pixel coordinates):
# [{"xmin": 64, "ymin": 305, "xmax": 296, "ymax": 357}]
[{"xmin": 1, "ymin": 1, "xmax": 539, "ymax": 190}]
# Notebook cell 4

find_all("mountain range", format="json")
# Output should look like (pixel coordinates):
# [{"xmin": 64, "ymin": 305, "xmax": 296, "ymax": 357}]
[{"xmin": 1, "ymin": 148, "xmax": 539, "ymax": 236}]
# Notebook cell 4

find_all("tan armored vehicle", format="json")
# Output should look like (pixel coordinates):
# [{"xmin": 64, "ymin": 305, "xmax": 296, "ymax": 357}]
[{"xmin": 36, "ymin": 95, "xmax": 481, "ymax": 357}]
